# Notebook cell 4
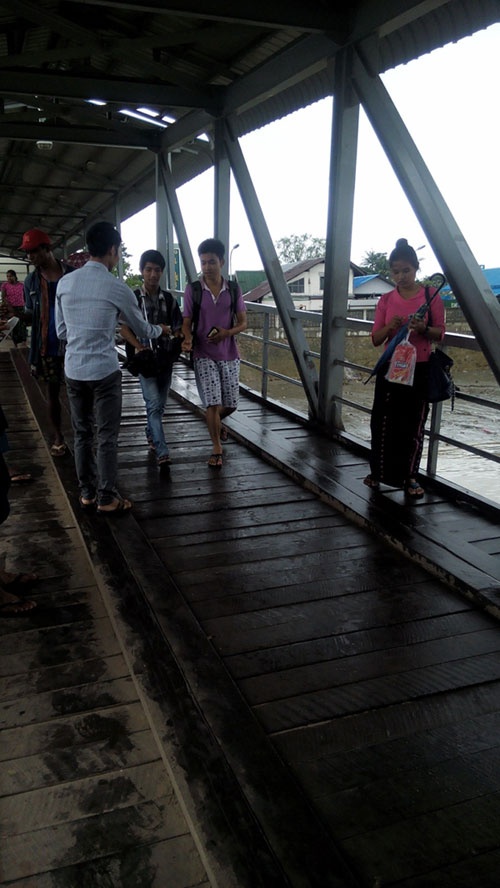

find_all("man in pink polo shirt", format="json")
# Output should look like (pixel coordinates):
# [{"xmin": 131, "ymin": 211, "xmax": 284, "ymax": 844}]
[{"xmin": 182, "ymin": 238, "xmax": 247, "ymax": 467}]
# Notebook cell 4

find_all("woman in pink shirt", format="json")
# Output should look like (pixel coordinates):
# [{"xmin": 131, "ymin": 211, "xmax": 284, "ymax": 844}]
[
  {"xmin": 0, "ymin": 270, "xmax": 27, "ymax": 344},
  {"xmin": 364, "ymin": 238, "xmax": 445, "ymax": 498}
]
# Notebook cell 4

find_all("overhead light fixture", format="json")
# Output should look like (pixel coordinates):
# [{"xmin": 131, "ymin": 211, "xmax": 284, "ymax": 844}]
[
  {"xmin": 197, "ymin": 133, "xmax": 210, "ymax": 142},
  {"xmin": 161, "ymin": 114, "xmax": 176, "ymax": 124},
  {"xmin": 118, "ymin": 108, "xmax": 167, "ymax": 128},
  {"xmin": 36, "ymin": 140, "xmax": 53, "ymax": 151},
  {"xmin": 87, "ymin": 99, "xmax": 106, "ymax": 106},
  {"xmin": 137, "ymin": 107, "xmax": 159, "ymax": 117}
]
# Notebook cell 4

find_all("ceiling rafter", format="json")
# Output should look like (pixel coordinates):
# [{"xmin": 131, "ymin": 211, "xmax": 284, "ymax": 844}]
[{"xmin": 0, "ymin": 69, "xmax": 218, "ymax": 108}]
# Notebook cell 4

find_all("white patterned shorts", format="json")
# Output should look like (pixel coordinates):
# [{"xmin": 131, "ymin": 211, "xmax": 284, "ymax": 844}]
[{"xmin": 194, "ymin": 357, "xmax": 240, "ymax": 409}]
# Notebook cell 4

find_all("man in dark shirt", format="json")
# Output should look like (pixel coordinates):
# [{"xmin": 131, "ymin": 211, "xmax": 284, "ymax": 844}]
[{"xmin": 21, "ymin": 229, "xmax": 74, "ymax": 456}]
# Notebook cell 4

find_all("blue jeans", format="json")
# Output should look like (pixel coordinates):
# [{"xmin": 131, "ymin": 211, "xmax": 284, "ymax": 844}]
[
  {"xmin": 139, "ymin": 370, "xmax": 171, "ymax": 460},
  {"xmin": 66, "ymin": 370, "xmax": 122, "ymax": 506}
]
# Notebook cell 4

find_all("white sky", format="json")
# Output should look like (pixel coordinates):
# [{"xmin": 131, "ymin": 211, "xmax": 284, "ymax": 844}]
[{"xmin": 122, "ymin": 22, "xmax": 500, "ymax": 279}]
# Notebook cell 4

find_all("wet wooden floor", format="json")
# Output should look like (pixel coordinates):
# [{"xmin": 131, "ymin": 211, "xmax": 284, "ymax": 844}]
[
  {"xmin": 4, "ymin": 349, "xmax": 500, "ymax": 887},
  {"xmin": 0, "ymin": 354, "xmax": 211, "ymax": 887}
]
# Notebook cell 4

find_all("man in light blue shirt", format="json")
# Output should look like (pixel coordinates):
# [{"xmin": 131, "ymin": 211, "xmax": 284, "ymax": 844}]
[{"xmin": 56, "ymin": 221, "xmax": 170, "ymax": 513}]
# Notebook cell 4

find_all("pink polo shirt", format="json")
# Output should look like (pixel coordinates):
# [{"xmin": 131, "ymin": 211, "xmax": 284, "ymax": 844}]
[
  {"xmin": 372, "ymin": 286, "xmax": 445, "ymax": 362},
  {"xmin": 183, "ymin": 278, "xmax": 246, "ymax": 361},
  {"xmin": 1, "ymin": 281, "xmax": 24, "ymax": 307}
]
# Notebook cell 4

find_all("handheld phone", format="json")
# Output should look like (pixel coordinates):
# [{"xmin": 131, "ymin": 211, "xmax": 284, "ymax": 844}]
[{"xmin": 207, "ymin": 326, "xmax": 219, "ymax": 339}]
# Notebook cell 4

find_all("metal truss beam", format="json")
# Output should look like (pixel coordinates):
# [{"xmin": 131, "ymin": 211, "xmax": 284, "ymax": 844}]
[
  {"xmin": 155, "ymin": 154, "xmax": 175, "ymax": 289},
  {"xmin": 318, "ymin": 49, "xmax": 360, "ymax": 430},
  {"xmin": 222, "ymin": 118, "xmax": 319, "ymax": 416},
  {"xmin": 157, "ymin": 154, "xmax": 197, "ymax": 284},
  {"xmin": 214, "ymin": 119, "xmax": 230, "ymax": 255},
  {"xmin": 352, "ymin": 47, "xmax": 500, "ymax": 387},
  {"xmin": 0, "ymin": 122, "xmax": 157, "ymax": 150},
  {"xmin": 0, "ymin": 71, "xmax": 217, "ymax": 110},
  {"xmin": 160, "ymin": 110, "xmax": 215, "ymax": 153},
  {"xmin": 0, "ymin": 26, "xmax": 217, "ymax": 69},
  {"xmin": 62, "ymin": 0, "xmax": 343, "ymax": 31},
  {"xmin": 223, "ymin": 35, "xmax": 337, "ymax": 117}
]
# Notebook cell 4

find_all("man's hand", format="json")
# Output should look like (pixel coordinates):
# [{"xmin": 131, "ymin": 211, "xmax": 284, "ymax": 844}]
[
  {"xmin": 209, "ymin": 327, "xmax": 229, "ymax": 344},
  {"xmin": 181, "ymin": 336, "xmax": 192, "ymax": 353},
  {"xmin": 160, "ymin": 324, "xmax": 171, "ymax": 336}
]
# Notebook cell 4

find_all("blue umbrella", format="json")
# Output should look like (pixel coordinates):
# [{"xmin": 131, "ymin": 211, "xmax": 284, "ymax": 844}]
[{"xmin": 365, "ymin": 274, "xmax": 446, "ymax": 383}]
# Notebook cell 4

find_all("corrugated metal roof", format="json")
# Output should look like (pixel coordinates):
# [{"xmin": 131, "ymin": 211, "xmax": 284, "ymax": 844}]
[{"xmin": 0, "ymin": 0, "xmax": 497, "ymax": 256}]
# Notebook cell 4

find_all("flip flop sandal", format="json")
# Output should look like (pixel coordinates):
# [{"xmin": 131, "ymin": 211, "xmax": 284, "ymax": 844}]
[
  {"xmin": 50, "ymin": 443, "xmax": 67, "ymax": 457},
  {"xmin": 79, "ymin": 495, "xmax": 97, "ymax": 511},
  {"xmin": 9, "ymin": 472, "xmax": 34, "ymax": 484},
  {"xmin": 208, "ymin": 453, "xmax": 223, "ymax": 468},
  {"xmin": 158, "ymin": 456, "xmax": 171, "ymax": 466},
  {"xmin": 363, "ymin": 474, "xmax": 380, "ymax": 490},
  {"xmin": 405, "ymin": 480, "xmax": 425, "ymax": 498},
  {"xmin": 97, "ymin": 498, "xmax": 133, "ymax": 515}
]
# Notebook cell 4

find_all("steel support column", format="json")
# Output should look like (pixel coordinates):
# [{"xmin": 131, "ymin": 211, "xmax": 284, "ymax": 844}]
[
  {"xmin": 114, "ymin": 196, "xmax": 124, "ymax": 280},
  {"xmin": 214, "ymin": 118, "xmax": 230, "ymax": 252},
  {"xmin": 155, "ymin": 153, "xmax": 175, "ymax": 288},
  {"xmin": 155, "ymin": 154, "xmax": 168, "ymax": 288},
  {"xmin": 352, "ymin": 47, "xmax": 500, "ymax": 385},
  {"xmin": 318, "ymin": 49, "xmax": 360, "ymax": 429},
  {"xmin": 158, "ymin": 154, "xmax": 197, "ymax": 284},
  {"xmin": 223, "ymin": 119, "xmax": 319, "ymax": 416}
]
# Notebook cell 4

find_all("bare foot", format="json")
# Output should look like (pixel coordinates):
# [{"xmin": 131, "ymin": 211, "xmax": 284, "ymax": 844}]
[{"xmin": 0, "ymin": 587, "xmax": 37, "ymax": 615}]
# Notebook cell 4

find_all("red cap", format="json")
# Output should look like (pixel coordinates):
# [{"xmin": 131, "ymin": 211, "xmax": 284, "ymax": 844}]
[{"xmin": 19, "ymin": 229, "xmax": 51, "ymax": 251}]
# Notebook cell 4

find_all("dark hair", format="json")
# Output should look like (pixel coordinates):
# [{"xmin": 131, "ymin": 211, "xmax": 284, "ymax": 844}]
[
  {"xmin": 6, "ymin": 269, "xmax": 17, "ymax": 279},
  {"xmin": 139, "ymin": 249, "xmax": 165, "ymax": 272},
  {"xmin": 86, "ymin": 221, "xmax": 121, "ymax": 257},
  {"xmin": 198, "ymin": 238, "xmax": 225, "ymax": 260},
  {"xmin": 389, "ymin": 238, "xmax": 419, "ymax": 269}
]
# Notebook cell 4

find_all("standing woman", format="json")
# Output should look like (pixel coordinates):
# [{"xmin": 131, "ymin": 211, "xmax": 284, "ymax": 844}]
[
  {"xmin": 0, "ymin": 270, "xmax": 27, "ymax": 345},
  {"xmin": 364, "ymin": 238, "xmax": 445, "ymax": 498}
]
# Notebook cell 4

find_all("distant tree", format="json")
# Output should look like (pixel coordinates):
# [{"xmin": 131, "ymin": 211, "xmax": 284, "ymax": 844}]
[
  {"xmin": 275, "ymin": 234, "xmax": 326, "ymax": 264},
  {"xmin": 361, "ymin": 250, "xmax": 391, "ymax": 278},
  {"xmin": 112, "ymin": 243, "xmax": 142, "ymax": 289}
]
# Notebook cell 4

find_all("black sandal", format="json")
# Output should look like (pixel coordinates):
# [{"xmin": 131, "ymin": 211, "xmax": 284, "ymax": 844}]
[{"xmin": 208, "ymin": 453, "xmax": 223, "ymax": 468}]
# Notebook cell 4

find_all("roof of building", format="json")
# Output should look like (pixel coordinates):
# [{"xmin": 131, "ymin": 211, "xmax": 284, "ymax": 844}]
[
  {"xmin": 244, "ymin": 258, "xmax": 364, "ymax": 300},
  {"xmin": 441, "ymin": 267, "xmax": 500, "ymax": 296},
  {"xmin": 0, "ymin": 1, "xmax": 495, "ymax": 257}
]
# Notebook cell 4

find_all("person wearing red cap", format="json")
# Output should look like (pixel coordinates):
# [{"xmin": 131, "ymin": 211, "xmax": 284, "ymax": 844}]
[{"xmin": 21, "ymin": 228, "xmax": 74, "ymax": 456}]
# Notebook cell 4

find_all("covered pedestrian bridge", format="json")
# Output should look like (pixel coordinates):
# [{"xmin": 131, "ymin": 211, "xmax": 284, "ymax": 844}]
[{"xmin": 2, "ymin": 2, "xmax": 500, "ymax": 886}]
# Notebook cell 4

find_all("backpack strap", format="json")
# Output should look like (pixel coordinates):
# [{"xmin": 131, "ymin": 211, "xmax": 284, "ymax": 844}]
[
  {"xmin": 190, "ymin": 280, "xmax": 203, "ymax": 338},
  {"xmin": 228, "ymin": 278, "xmax": 240, "ymax": 325}
]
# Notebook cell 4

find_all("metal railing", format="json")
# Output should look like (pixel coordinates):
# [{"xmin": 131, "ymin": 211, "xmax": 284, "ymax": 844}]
[{"xmin": 240, "ymin": 301, "xmax": 500, "ymax": 477}]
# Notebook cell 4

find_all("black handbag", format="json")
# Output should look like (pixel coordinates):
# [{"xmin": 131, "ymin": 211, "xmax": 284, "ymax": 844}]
[
  {"xmin": 125, "ymin": 336, "xmax": 183, "ymax": 378},
  {"xmin": 428, "ymin": 349, "xmax": 454, "ymax": 406}
]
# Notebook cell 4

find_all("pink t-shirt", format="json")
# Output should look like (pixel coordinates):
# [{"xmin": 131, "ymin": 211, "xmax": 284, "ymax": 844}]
[
  {"xmin": 183, "ymin": 279, "xmax": 246, "ymax": 361},
  {"xmin": 1, "ymin": 281, "xmax": 24, "ymax": 307},
  {"xmin": 372, "ymin": 286, "xmax": 445, "ymax": 362}
]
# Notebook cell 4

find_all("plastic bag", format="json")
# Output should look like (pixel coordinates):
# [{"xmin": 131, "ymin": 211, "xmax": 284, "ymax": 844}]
[{"xmin": 385, "ymin": 334, "xmax": 416, "ymax": 386}]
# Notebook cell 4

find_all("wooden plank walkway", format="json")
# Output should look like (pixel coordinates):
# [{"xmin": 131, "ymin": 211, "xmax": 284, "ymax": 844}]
[
  {"xmin": 5, "ymin": 349, "xmax": 500, "ymax": 887},
  {"xmin": 0, "ymin": 353, "xmax": 210, "ymax": 888}
]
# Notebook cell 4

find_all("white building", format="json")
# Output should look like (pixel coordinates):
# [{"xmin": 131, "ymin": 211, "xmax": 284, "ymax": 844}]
[{"xmin": 244, "ymin": 260, "xmax": 392, "ymax": 319}]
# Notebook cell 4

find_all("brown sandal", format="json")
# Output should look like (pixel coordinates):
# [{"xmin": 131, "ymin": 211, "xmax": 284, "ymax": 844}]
[
  {"xmin": 97, "ymin": 497, "xmax": 132, "ymax": 514},
  {"xmin": 363, "ymin": 475, "xmax": 380, "ymax": 490}
]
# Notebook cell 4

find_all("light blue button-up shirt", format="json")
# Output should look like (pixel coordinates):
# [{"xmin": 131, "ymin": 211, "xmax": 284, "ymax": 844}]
[{"xmin": 56, "ymin": 260, "xmax": 162, "ymax": 381}]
